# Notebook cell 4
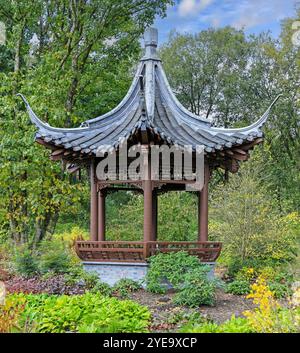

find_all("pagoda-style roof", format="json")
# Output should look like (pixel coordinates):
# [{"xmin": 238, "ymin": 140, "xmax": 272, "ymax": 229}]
[{"xmin": 19, "ymin": 28, "xmax": 280, "ymax": 173}]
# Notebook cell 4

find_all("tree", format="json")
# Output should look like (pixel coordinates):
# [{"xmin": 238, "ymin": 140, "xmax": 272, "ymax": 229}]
[
  {"xmin": 159, "ymin": 27, "xmax": 276, "ymax": 127},
  {"xmin": 0, "ymin": 0, "xmax": 173, "ymax": 245},
  {"xmin": 159, "ymin": 16, "xmax": 299, "ymax": 212},
  {"xmin": 209, "ymin": 159, "xmax": 298, "ymax": 268}
]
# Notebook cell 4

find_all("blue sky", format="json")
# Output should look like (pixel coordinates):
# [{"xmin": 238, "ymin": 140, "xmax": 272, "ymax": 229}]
[{"xmin": 154, "ymin": 0, "xmax": 298, "ymax": 44}]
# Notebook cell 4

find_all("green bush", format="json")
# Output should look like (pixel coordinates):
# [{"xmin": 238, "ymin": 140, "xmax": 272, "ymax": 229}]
[
  {"xmin": 90, "ymin": 281, "xmax": 113, "ymax": 297},
  {"xmin": 180, "ymin": 316, "xmax": 254, "ymax": 333},
  {"xmin": 268, "ymin": 282, "xmax": 292, "ymax": 299},
  {"xmin": 9, "ymin": 292, "xmax": 151, "ymax": 333},
  {"xmin": 38, "ymin": 240, "xmax": 72, "ymax": 274},
  {"xmin": 210, "ymin": 166, "xmax": 299, "ymax": 269},
  {"xmin": 64, "ymin": 266, "xmax": 99, "ymax": 287},
  {"xmin": 146, "ymin": 251, "xmax": 204, "ymax": 294},
  {"xmin": 146, "ymin": 252, "xmax": 216, "ymax": 307},
  {"xmin": 226, "ymin": 280, "xmax": 251, "ymax": 295},
  {"xmin": 13, "ymin": 247, "xmax": 39, "ymax": 277},
  {"xmin": 173, "ymin": 269, "xmax": 216, "ymax": 307},
  {"xmin": 113, "ymin": 279, "xmax": 142, "ymax": 298}
]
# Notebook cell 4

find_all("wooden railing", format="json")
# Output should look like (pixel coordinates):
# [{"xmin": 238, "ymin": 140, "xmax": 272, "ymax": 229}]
[{"xmin": 75, "ymin": 241, "xmax": 222, "ymax": 263}]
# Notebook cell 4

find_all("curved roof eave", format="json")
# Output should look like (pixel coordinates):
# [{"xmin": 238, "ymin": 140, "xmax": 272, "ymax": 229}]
[
  {"xmin": 17, "ymin": 94, "xmax": 90, "ymax": 134},
  {"xmin": 209, "ymin": 95, "xmax": 282, "ymax": 135}
]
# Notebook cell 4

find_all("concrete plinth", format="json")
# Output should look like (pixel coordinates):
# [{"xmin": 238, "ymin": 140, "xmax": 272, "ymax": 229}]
[
  {"xmin": 82, "ymin": 261, "xmax": 149, "ymax": 287},
  {"xmin": 82, "ymin": 261, "xmax": 216, "ymax": 287}
]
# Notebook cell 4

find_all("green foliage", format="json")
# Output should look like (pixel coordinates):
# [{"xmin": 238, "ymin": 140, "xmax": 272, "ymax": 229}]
[
  {"xmin": 146, "ymin": 252, "xmax": 216, "ymax": 307},
  {"xmin": 9, "ymin": 292, "xmax": 151, "ymax": 333},
  {"xmin": 268, "ymin": 282, "xmax": 292, "ymax": 299},
  {"xmin": 113, "ymin": 279, "xmax": 141, "ymax": 298},
  {"xmin": 0, "ymin": 0, "xmax": 172, "ymax": 245},
  {"xmin": 173, "ymin": 270, "xmax": 216, "ymax": 307},
  {"xmin": 226, "ymin": 280, "xmax": 251, "ymax": 295},
  {"xmin": 210, "ymin": 162, "xmax": 299, "ymax": 268},
  {"xmin": 180, "ymin": 316, "xmax": 254, "ymax": 333},
  {"xmin": 146, "ymin": 251, "xmax": 203, "ymax": 294},
  {"xmin": 38, "ymin": 241, "xmax": 72, "ymax": 275},
  {"xmin": 63, "ymin": 263, "xmax": 114, "ymax": 296},
  {"xmin": 13, "ymin": 247, "xmax": 39, "ymax": 277},
  {"xmin": 64, "ymin": 266, "xmax": 99, "ymax": 288},
  {"xmin": 89, "ymin": 281, "xmax": 113, "ymax": 297}
]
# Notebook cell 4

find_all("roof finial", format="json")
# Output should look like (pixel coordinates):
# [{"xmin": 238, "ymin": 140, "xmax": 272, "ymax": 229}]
[{"xmin": 143, "ymin": 27, "xmax": 159, "ymax": 60}]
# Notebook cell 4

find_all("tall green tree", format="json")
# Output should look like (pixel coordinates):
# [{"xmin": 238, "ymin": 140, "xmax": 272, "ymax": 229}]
[
  {"xmin": 0, "ymin": 0, "xmax": 173, "ymax": 245},
  {"xmin": 159, "ymin": 15, "xmax": 299, "ymax": 212}
]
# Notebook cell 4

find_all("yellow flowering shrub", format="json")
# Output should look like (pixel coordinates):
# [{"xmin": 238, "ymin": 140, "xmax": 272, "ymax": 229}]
[
  {"xmin": 53, "ymin": 226, "xmax": 89, "ymax": 244},
  {"xmin": 236, "ymin": 267, "xmax": 256, "ymax": 281},
  {"xmin": 244, "ymin": 276, "xmax": 300, "ymax": 333}
]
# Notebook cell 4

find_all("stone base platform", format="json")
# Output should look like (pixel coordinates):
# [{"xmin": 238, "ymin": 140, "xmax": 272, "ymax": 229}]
[
  {"xmin": 83, "ymin": 261, "xmax": 216, "ymax": 287},
  {"xmin": 83, "ymin": 261, "xmax": 149, "ymax": 287}
]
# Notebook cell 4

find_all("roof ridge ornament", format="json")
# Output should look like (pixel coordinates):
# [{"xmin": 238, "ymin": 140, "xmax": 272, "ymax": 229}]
[{"xmin": 142, "ymin": 27, "xmax": 160, "ymax": 61}]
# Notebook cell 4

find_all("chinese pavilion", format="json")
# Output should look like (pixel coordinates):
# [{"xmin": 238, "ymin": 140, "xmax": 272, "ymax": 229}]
[{"xmin": 20, "ymin": 28, "xmax": 280, "ymax": 266}]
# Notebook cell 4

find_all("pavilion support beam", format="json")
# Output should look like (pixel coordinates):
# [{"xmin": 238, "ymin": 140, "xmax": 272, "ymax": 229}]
[
  {"xmin": 90, "ymin": 160, "xmax": 98, "ymax": 241},
  {"xmin": 98, "ymin": 190, "xmax": 106, "ymax": 241},
  {"xmin": 152, "ymin": 190, "xmax": 158, "ymax": 241},
  {"xmin": 142, "ymin": 146, "xmax": 153, "ymax": 242},
  {"xmin": 198, "ymin": 163, "xmax": 210, "ymax": 242}
]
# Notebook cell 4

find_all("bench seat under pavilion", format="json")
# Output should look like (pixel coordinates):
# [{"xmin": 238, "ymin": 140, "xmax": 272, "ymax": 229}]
[{"xmin": 20, "ymin": 28, "xmax": 280, "ymax": 264}]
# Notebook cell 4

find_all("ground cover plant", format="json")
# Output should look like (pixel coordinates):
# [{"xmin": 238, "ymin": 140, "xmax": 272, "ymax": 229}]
[{"xmin": 6, "ymin": 292, "xmax": 151, "ymax": 333}]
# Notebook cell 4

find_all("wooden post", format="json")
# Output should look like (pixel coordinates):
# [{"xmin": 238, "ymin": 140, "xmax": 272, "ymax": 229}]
[
  {"xmin": 198, "ymin": 163, "xmax": 210, "ymax": 242},
  {"xmin": 142, "ymin": 146, "xmax": 153, "ymax": 242},
  {"xmin": 152, "ymin": 190, "xmax": 158, "ymax": 241},
  {"xmin": 98, "ymin": 189, "xmax": 106, "ymax": 241},
  {"xmin": 90, "ymin": 160, "xmax": 98, "ymax": 241}
]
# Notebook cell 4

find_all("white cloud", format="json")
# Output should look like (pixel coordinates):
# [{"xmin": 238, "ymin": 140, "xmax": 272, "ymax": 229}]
[
  {"xmin": 231, "ymin": 0, "xmax": 291, "ymax": 30},
  {"xmin": 178, "ymin": 0, "xmax": 214, "ymax": 17}
]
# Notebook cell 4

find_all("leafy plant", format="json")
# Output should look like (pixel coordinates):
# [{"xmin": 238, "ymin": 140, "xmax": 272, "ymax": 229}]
[
  {"xmin": 180, "ymin": 316, "xmax": 254, "ymax": 333},
  {"xmin": 13, "ymin": 247, "xmax": 39, "ymax": 277},
  {"xmin": 243, "ymin": 276, "xmax": 300, "ymax": 333},
  {"xmin": 146, "ymin": 251, "xmax": 204, "ymax": 293},
  {"xmin": 267, "ymin": 282, "xmax": 292, "ymax": 299},
  {"xmin": 113, "ymin": 279, "xmax": 142, "ymax": 298},
  {"xmin": 0, "ymin": 297, "xmax": 25, "ymax": 333},
  {"xmin": 9, "ymin": 292, "xmax": 151, "ymax": 333},
  {"xmin": 89, "ymin": 281, "xmax": 113, "ymax": 297},
  {"xmin": 38, "ymin": 241, "xmax": 72, "ymax": 274},
  {"xmin": 226, "ymin": 280, "xmax": 251, "ymax": 295},
  {"xmin": 173, "ymin": 269, "xmax": 216, "ymax": 307},
  {"xmin": 146, "ymin": 252, "xmax": 216, "ymax": 307}
]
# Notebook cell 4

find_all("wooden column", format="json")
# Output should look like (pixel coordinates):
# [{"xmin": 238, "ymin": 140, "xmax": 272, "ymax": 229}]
[
  {"xmin": 152, "ymin": 190, "xmax": 158, "ymax": 241},
  {"xmin": 90, "ymin": 160, "xmax": 98, "ymax": 241},
  {"xmin": 198, "ymin": 163, "xmax": 210, "ymax": 242},
  {"xmin": 98, "ymin": 189, "xmax": 106, "ymax": 241},
  {"xmin": 142, "ymin": 146, "xmax": 153, "ymax": 242}
]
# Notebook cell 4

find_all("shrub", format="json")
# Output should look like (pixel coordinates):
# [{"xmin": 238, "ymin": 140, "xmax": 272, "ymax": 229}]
[
  {"xmin": 38, "ymin": 240, "xmax": 72, "ymax": 274},
  {"xmin": 90, "ymin": 281, "xmax": 113, "ymax": 297},
  {"xmin": 173, "ymin": 269, "xmax": 216, "ymax": 307},
  {"xmin": 210, "ymin": 166, "xmax": 299, "ymax": 269},
  {"xmin": 146, "ymin": 252, "xmax": 216, "ymax": 307},
  {"xmin": 53, "ymin": 226, "xmax": 89, "ymax": 244},
  {"xmin": 226, "ymin": 280, "xmax": 251, "ymax": 295},
  {"xmin": 113, "ymin": 279, "xmax": 142, "ymax": 298},
  {"xmin": 146, "ymin": 251, "xmax": 205, "ymax": 293},
  {"xmin": 13, "ymin": 247, "xmax": 39, "ymax": 277},
  {"xmin": 243, "ymin": 276, "xmax": 300, "ymax": 333},
  {"xmin": 268, "ymin": 282, "xmax": 292, "ymax": 299},
  {"xmin": 180, "ymin": 316, "xmax": 254, "ymax": 333},
  {"xmin": 9, "ymin": 292, "xmax": 151, "ymax": 333}
]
